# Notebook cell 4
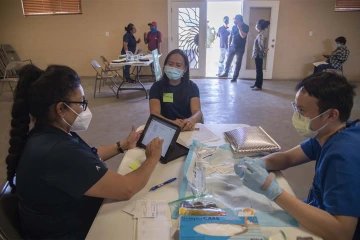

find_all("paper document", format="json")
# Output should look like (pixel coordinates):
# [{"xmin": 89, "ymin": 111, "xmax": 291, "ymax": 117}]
[
  {"xmin": 313, "ymin": 61, "xmax": 328, "ymax": 67},
  {"xmin": 137, "ymin": 218, "xmax": 172, "ymax": 240},
  {"xmin": 125, "ymin": 200, "xmax": 168, "ymax": 218},
  {"xmin": 122, "ymin": 197, "xmax": 148, "ymax": 216},
  {"xmin": 178, "ymin": 124, "xmax": 220, "ymax": 147}
]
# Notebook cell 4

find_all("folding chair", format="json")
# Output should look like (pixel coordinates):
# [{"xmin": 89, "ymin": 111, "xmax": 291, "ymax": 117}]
[
  {"xmin": 0, "ymin": 61, "xmax": 28, "ymax": 95},
  {"xmin": 91, "ymin": 60, "xmax": 119, "ymax": 98},
  {"xmin": 99, "ymin": 55, "xmax": 123, "ymax": 80},
  {"xmin": 325, "ymin": 65, "xmax": 343, "ymax": 75},
  {"xmin": 0, "ymin": 182, "xmax": 22, "ymax": 240}
]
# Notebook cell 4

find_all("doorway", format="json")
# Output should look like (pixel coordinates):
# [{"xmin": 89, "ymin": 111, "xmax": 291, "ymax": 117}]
[
  {"xmin": 168, "ymin": 0, "xmax": 279, "ymax": 79},
  {"xmin": 206, "ymin": 1, "xmax": 242, "ymax": 77}
]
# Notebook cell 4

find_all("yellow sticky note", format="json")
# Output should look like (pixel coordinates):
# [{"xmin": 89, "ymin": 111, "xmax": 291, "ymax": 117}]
[
  {"xmin": 163, "ymin": 93, "xmax": 173, "ymax": 103},
  {"xmin": 129, "ymin": 160, "xmax": 141, "ymax": 170}
]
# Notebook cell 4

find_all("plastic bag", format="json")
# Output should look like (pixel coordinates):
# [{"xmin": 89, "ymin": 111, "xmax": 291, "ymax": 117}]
[{"xmin": 168, "ymin": 194, "xmax": 223, "ymax": 219}]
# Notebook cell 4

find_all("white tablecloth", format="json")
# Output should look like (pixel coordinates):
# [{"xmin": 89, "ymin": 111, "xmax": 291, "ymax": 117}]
[{"xmin": 86, "ymin": 124, "xmax": 320, "ymax": 240}]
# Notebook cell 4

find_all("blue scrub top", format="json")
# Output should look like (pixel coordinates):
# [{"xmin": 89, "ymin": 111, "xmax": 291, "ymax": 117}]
[{"xmin": 301, "ymin": 121, "xmax": 360, "ymax": 239}]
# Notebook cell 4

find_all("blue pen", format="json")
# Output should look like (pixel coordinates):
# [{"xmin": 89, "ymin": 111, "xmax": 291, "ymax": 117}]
[{"xmin": 149, "ymin": 178, "xmax": 177, "ymax": 192}]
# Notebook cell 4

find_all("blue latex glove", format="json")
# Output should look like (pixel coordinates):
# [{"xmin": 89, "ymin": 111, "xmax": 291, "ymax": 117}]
[
  {"xmin": 242, "ymin": 162, "xmax": 283, "ymax": 201},
  {"xmin": 234, "ymin": 157, "xmax": 266, "ymax": 178}
]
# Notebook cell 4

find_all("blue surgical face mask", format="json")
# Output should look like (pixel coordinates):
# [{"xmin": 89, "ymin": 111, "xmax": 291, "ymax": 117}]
[
  {"xmin": 151, "ymin": 27, "xmax": 157, "ymax": 34},
  {"xmin": 164, "ymin": 66, "xmax": 184, "ymax": 81}
]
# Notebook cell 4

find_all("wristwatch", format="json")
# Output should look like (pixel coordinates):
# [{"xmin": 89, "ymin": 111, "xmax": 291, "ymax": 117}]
[{"xmin": 116, "ymin": 141, "xmax": 125, "ymax": 154}]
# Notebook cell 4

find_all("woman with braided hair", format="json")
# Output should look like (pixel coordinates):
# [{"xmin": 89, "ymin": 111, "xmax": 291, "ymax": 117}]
[{"xmin": 6, "ymin": 64, "xmax": 163, "ymax": 239}]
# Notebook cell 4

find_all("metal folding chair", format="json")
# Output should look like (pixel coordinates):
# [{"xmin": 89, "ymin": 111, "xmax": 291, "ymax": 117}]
[
  {"xmin": 0, "ymin": 61, "xmax": 28, "ymax": 95},
  {"xmin": 91, "ymin": 60, "xmax": 119, "ymax": 98},
  {"xmin": 99, "ymin": 55, "xmax": 123, "ymax": 80},
  {"xmin": 325, "ymin": 65, "xmax": 343, "ymax": 75}
]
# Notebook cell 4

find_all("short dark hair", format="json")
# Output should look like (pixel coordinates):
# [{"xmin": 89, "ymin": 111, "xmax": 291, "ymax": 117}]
[
  {"xmin": 335, "ymin": 36, "xmax": 346, "ymax": 45},
  {"xmin": 295, "ymin": 72, "xmax": 356, "ymax": 122},
  {"xmin": 224, "ymin": 16, "xmax": 229, "ymax": 20},
  {"xmin": 6, "ymin": 64, "xmax": 81, "ymax": 192},
  {"xmin": 235, "ymin": 14, "xmax": 243, "ymax": 22}
]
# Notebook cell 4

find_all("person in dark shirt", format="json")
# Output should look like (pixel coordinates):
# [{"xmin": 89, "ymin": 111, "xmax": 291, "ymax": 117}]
[
  {"xmin": 5, "ymin": 64, "xmax": 163, "ymax": 240},
  {"xmin": 149, "ymin": 49, "xmax": 203, "ymax": 131},
  {"xmin": 219, "ymin": 14, "xmax": 249, "ymax": 82},
  {"xmin": 121, "ymin": 23, "xmax": 141, "ymax": 83},
  {"xmin": 235, "ymin": 72, "xmax": 359, "ymax": 240},
  {"xmin": 217, "ymin": 16, "xmax": 231, "ymax": 76}
]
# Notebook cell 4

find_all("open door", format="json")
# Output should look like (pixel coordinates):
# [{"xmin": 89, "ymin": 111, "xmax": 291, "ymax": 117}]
[
  {"xmin": 170, "ymin": 2, "xmax": 207, "ymax": 77},
  {"xmin": 240, "ymin": 1, "xmax": 279, "ymax": 79}
]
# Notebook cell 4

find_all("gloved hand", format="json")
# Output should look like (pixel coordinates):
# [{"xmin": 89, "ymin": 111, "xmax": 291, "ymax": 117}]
[
  {"xmin": 234, "ymin": 157, "xmax": 266, "ymax": 178},
  {"xmin": 242, "ymin": 162, "xmax": 283, "ymax": 201}
]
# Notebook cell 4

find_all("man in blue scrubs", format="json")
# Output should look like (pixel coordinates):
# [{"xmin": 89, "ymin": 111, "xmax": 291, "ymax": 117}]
[{"xmin": 235, "ymin": 72, "xmax": 359, "ymax": 240}]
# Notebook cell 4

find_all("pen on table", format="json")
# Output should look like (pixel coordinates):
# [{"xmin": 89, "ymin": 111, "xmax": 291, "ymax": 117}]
[{"xmin": 149, "ymin": 178, "xmax": 177, "ymax": 192}]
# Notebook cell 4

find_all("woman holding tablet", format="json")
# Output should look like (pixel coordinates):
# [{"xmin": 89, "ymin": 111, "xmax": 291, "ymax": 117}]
[
  {"xmin": 5, "ymin": 64, "xmax": 163, "ymax": 239},
  {"xmin": 149, "ymin": 49, "xmax": 203, "ymax": 131}
]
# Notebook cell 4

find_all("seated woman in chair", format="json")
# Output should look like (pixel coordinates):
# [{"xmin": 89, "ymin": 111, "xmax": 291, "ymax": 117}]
[
  {"xmin": 5, "ymin": 64, "xmax": 163, "ymax": 240},
  {"xmin": 149, "ymin": 49, "xmax": 203, "ymax": 131}
]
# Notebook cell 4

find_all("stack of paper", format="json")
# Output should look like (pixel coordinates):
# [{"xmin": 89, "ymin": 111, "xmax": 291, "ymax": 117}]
[
  {"xmin": 313, "ymin": 61, "xmax": 328, "ymax": 67},
  {"xmin": 122, "ymin": 199, "xmax": 172, "ymax": 240}
]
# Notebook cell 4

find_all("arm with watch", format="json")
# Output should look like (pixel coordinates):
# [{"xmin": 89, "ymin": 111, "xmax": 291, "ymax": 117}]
[
  {"xmin": 85, "ymin": 126, "xmax": 164, "ymax": 201},
  {"xmin": 96, "ymin": 125, "xmax": 141, "ymax": 161}
]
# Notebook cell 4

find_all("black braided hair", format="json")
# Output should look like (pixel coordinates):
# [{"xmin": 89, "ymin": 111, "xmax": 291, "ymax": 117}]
[{"xmin": 5, "ymin": 64, "xmax": 81, "ymax": 193}]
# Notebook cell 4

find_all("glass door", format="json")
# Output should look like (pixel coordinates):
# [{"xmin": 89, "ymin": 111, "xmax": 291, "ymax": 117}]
[{"xmin": 170, "ymin": 2, "xmax": 207, "ymax": 77}]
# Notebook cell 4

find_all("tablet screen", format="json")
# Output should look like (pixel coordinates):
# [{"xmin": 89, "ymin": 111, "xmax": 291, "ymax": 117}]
[{"xmin": 141, "ymin": 118, "xmax": 177, "ymax": 157}]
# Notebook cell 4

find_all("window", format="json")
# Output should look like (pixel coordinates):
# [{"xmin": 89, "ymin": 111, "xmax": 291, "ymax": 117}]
[
  {"xmin": 335, "ymin": 0, "xmax": 360, "ymax": 11},
  {"xmin": 21, "ymin": 0, "xmax": 82, "ymax": 16}
]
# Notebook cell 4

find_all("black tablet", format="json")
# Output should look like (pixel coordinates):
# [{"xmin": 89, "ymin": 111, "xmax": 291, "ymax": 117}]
[{"xmin": 137, "ymin": 114, "xmax": 189, "ymax": 164}]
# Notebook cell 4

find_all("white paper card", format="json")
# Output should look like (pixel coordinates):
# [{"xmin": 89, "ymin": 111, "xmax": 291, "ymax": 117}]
[
  {"xmin": 178, "ymin": 123, "xmax": 220, "ymax": 147},
  {"xmin": 313, "ymin": 61, "xmax": 328, "ymax": 67}
]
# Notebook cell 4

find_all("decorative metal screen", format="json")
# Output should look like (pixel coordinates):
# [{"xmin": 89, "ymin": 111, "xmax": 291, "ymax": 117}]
[{"xmin": 178, "ymin": 8, "xmax": 200, "ymax": 69}]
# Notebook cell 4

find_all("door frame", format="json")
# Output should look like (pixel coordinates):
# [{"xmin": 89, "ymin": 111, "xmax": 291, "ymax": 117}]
[
  {"xmin": 240, "ymin": 0, "xmax": 280, "ymax": 79},
  {"xmin": 168, "ymin": 1, "xmax": 207, "ymax": 77}
]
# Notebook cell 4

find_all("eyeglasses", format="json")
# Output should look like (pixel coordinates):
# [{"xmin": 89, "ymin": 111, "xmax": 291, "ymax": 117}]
[
  {"xmin": 291, "ymin": 102, "xmax": 298, "ymax": 113},
  {"xmin": 64, "ymin": 99, "xmax": 88, "ymax": 111},
  {"xmin": 291, "ymin": 101, "xmax": 302, "ymax": 119}
]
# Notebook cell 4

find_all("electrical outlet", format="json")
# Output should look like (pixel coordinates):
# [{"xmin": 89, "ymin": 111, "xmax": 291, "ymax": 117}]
[
  {"xmin": 309, "ymin": 31, "xmax": 313, "ymax": 37},
  {"xmin": 106, "ymin": 32, "xmax": 109, "ymax": 37}
]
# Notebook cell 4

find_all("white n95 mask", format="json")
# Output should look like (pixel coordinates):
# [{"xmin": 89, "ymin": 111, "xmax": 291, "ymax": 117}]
[
  {"xmin": 291, "ymin": 110, "xmax": 330, "ymax": 138},
  {"xmin": 62, "ymin": 104, "xmax": 92, "ymax": 132}
]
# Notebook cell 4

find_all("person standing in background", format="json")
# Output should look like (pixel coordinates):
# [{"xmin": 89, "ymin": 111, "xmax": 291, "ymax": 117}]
[
  {"xmin": 122, "ymin": 23, "xmax": 141, "ymax": 83},
  {"xmin": 251, "ymin": 19, "xmax": 270, "ymax": 91},
  {"xmin": 144, "ymin": 21, "xmax": 162, "ymax": 54},
  {"xmin": 219, "ymin": 14, "xmax": 249, "ymax": 82},
  {"xmin": 217, "ymin": 16, "xmax": 231, "ymax": 76}
]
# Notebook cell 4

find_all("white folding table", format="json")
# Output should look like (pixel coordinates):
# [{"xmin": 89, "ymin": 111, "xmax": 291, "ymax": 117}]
[{"xmin": 86, "ymin": 124, "xmax": 320, "ymax": 240}]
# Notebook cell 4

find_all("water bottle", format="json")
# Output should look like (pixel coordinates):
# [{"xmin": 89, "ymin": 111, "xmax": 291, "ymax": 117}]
[{"xmin": 194, "ymin": 159, "xmax": 206, "ymax": 196}]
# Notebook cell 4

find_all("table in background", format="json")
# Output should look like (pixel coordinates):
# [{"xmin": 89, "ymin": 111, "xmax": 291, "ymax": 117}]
[{"xmin": 110, "ymin": 54, "xmax": 158, "ymax": 99}]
